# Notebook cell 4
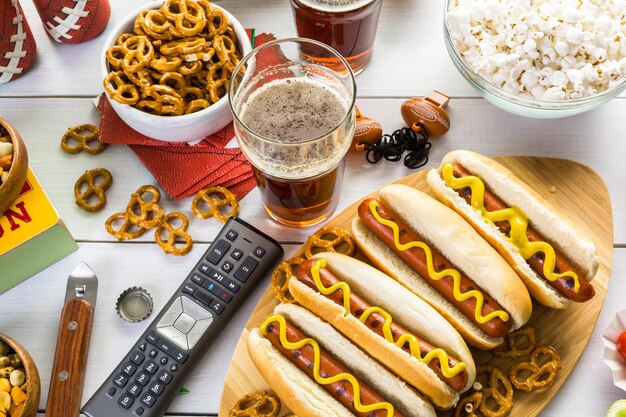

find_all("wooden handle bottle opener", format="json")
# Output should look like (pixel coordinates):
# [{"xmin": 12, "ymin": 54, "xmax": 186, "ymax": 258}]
[{"xmin": 45, "ymin": 262, "xmax": 98, "ymax": 417}]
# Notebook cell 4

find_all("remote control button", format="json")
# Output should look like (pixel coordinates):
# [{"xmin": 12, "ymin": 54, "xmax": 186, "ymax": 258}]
[
  {"xmin": 160, "ymin": 356, "xmax": 168, "ymax": 365},
  {"xmin": 140, "ymin": 393, "xmax": 157, "ymax": 408},
  {"xmin": 143, "ymin": 360, "xmax": 158, "ymax": 375},
  {"xmin": 149, "ymin": 380, "xmax": 165, "ymax": 396},
  {"xmin": 204, "ymin": 282, "xmax": 233, "ymax": 303},
  {"xmin": 174, "ymin": 312, "xmax": 196, "ymax": 334},
  {"xmin": 170, "ymin": 364, "xmax": 178, "ymax": 372},
  {"xmin": 157, "ymin": 369, "xmax": 173, "ymax": 385},
  {"xmin": 208, "ymin": 269, "xmax": 228, "ymax": 285},
  {"xmin": 226, "ymin": 280, "xmax": 240, "ymax": 293},
  {"xmin": 130, "ymin": 351, "xmax": 145, "ymax": 366},
  {"xmin": 253, "ymin": 246, "xmax": 266, "ymax": 258},
  {"xmin": 206, "ymin": 240, "xmax": 230, "ymax": 265},
  {"xmin": 156, "ymin": 297, "xmax": 184, "ymax": 329},
  {"xmin": 221, "ymin": 261, "xmax": 234, "ymax": 273},
  {"xmin": 198, "ymin": 263, "xmax": 212, "ymax": 275},
  {"xmin": 174, "ymin": 351, "xmax": 189, "ymax": 364},
  {"xmin": 135, "ymin": 407, "xmax": 144, "ymax": 415},
  {"xmin": 118, "ymin": 394, "xmax": 134, "ymax": 409},
  {"xmin": 126, "ymin": 382, "xmax": 143, "ymax": 398},
  {"xmin": 191, "ymin": 273, "xmax": 204, "ymax": 285},
  {"xmin": 157, "ymin": 326, "xmax": 189, "ymax": 351},
  {"xmin": 122, "ymin": 362, "xmax": 137, "ymax": 377},
  {"xmin": 138, "ymin": 343, "xmax": 146, "ymax": 351},
  {"xmin": 230, "ymin": 248, "xmax": 243, "ymax": 260},
  {"xmin": 181, "ymin": 296, "xmax": 212, "ymax": 321},
  {"xmin": 113, "ymin": 374, "xmax": 128, "ymax": 388},
  {"xmin": 209, "ymin": 299, "xmax": 225, "ymax": 315},
  {"xmin": 145, "ymin": 331, "xmax": 159, "ymax": 345},
  {"xmin": 193, "ymin": 289, "xmax": 213, "ymax": 306},
  {"xmin": 181, "ymin": 283, "xmax": 196, "ymax": 296},
  {"xmin": 234, "ymin": 256, "xmax": 259, "ymax": 283},
  {"xmin": 107, "ymin": 387, "xmax": 116, "ymax": 396},
  {"xmin": 148, "ymin": 348, "xmax": 158, "ymax": 358},
  {"xmin": 187, "ymin": 315, "xmax": 214, "ymax": 349},
  {"xmin": 225, "ymin": 229, "xmax": 238, "ymax": 241},
  {"xmin": 134, "ymin": 372, "xmax": 150, "ymax": 386}
]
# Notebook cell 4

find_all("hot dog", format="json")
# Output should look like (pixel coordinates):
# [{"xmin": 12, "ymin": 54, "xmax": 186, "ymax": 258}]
[
  {"xmin": 289, "ymin": 253, "xmax": 476, "ymax": 409},
  {"xmin": 351, "ymin": 185, "xmax": 532, "ymax": 349},
  {"xmin": 426, "ymin": 150, "xmax": 598, "ymax": 309},
  {"xmin": 248, "ymin": 303, "xmax": 437, "ymax": 417}
]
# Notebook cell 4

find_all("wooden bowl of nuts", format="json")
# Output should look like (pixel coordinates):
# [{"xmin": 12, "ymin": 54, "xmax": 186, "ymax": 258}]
[
  {"xmin": 0, "ymin": 334, "xmax": 40, "ymax": 417},
  {"xmin": 0, "ymin": 117, "xmax": 28, "ymax": 216}
]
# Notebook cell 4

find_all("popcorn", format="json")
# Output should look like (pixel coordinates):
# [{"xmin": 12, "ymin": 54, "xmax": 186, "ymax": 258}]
[{"xmin": 447, "ymin": 0, "xmax": 626, "ymax": 100}]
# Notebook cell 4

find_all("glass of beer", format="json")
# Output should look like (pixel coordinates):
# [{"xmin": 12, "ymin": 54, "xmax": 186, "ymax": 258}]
[
  {"xmin": 289, "ymin": 0, "xmax": 383, "ymax": 74},
  {"xmin": 229, "ymin": 38, "xmax": 356, "ymax": 228}
]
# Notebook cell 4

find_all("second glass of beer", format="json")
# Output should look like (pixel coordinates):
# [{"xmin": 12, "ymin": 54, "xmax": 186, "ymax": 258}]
[
  {"xmin": 229, "ymin": 38, "xmax": 356, "ymax": 228},
  {"xmin": 290, "ymin": 0, "xmax": 383, "ymax": 74}
]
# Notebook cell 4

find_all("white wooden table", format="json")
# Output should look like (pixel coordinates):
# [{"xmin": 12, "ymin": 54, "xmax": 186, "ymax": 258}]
[{"xmin": 0, "ymin": 0, "xmax": 625, "ymax": 416}]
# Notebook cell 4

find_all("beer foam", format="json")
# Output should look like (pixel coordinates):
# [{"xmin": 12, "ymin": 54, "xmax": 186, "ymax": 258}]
[
  {"xmin": 240, "ymin": 78, "xmax": 347, "ymax": 143},
  {"xmin": 238, "ymin": 77, "xmax": 354, "ymax": 179},
  {"xmin": 296, "ymin": 0, "xmax": 376, "ymax": 13}
]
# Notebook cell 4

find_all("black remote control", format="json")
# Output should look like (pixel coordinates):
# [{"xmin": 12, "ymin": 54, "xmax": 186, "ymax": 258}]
[{"xmin": 82, "ymin": 217, "xmax": 283, "ymax": 417}]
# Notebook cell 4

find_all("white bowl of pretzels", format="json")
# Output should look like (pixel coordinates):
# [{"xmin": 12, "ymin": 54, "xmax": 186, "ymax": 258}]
[{"xmin": 100, "ymin": 0, "xmax": 251, "ymax": 142}]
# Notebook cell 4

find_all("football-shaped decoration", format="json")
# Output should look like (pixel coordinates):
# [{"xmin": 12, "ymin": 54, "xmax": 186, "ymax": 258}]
[
  {"xmin": 33, "ymin": 0, "xmax": 110, "ymax": 44},
  {"xmin": 0, "ymin": 0, "xmax": 37, "ymax": 84}
]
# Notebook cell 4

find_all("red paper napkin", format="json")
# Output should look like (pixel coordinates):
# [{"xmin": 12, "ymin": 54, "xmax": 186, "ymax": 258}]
[{"xmin": 97, "ymin": 32, "xmax": 279, "ymax": 201}]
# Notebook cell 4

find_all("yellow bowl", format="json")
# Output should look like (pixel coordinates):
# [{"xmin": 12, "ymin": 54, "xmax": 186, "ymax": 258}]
[
  {"xmin": 0, "ymin": 333, "xmax": 40, "ymax": 417},
  {"xmin": 0, "ymin": 117, "xmax": 28, "ymax": 215}
]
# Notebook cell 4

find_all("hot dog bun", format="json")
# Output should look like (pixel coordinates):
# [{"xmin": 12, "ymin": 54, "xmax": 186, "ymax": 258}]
[
  {"xmin": 247, "ymin": 303, "xmax": 436, "ymax": 417},
  {"xmin": 426, "ymin": 150, "xmax": 598, "ymax": 309},
  {"xmin": 351, "ymin": 184, "xmax": 532, "ymax": 349},
  {"xmin": 288, "ymin": 252, "xmax": 475, "ymax": 409}
]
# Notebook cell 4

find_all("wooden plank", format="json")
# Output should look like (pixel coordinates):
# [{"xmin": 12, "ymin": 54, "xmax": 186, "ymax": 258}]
[
  {"xmin": 0, "ymin": 97, "xmax": 623, "ymax": 245},
  {"xmin": 0, "ymin": 242, "xmax": 301, "ymax": 414},
  {"xmin": 219, "ymin": 157, "xmax": 614, "ymax": 417},
  {"xmin": 2, "ymin": 0, "xmax": 477, "ymax": 98}
]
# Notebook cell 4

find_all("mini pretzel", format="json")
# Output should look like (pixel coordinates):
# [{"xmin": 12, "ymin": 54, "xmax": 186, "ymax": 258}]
[
  {"xmin": 125, "ymin": 185, "xmax": 165, "ymax": 229},
  {"xmin": 304, "ymin": 227, "xmax": 356, "ymax": 259},
  {"xmin": 74, "ymin": 168, "xmax": 113, "ymax": 212},
  {"xmin": 155, "ymin": 212, "xmax": 193, "ymax": 256},
  {"xmin": 104, "ymin": 71, "xmax": 140, "ymax": 105},
  {"xmin": 509, "ymin": 346, "xmax": 561, "ymax": 392},
  {"xmin": 161, "ymin": 0, "xmax": 206, "ymax": 38},
  {"xmin": 61, "ymin": 124, "xmax": 108, "ymax": 155},
  {"xmin": 272, "ymin": 257, "xmax": 305, "ymax": 303},
  {"xmin": 105, "ymin": 212, "xmax": 147, "ymax": 241},
  {"xmin": 454, "ymin": 392, "xmax": 483, "ymax": 417},
  {"xmin": 136, "ymin": 84, "xmax": 185, "ymax": 116},
  {"xmin": 121, "ymin": 36, "xmax": 155, "ymax": 73},
  {"xmin": 495, "ymin": 326, "xmax": 536, "ymax": 358},
  {"xmin": 476, "ymin": 365, "xmax": 513, "ymax": 417},
  {"xmin": 229, "ymin": 391, "xmax": 281, "ymax": 417},
  {"xmin": 191, "ymin": 186, "xmax": 239, "ymax": 222}
]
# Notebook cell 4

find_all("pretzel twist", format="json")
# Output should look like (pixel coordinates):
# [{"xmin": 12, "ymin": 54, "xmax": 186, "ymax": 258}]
[
  {"xmin": 454, "ymin": 392, "xmax": 483, "ymax": 417},
  {"xmin": 476, "ymin": 365, "xmax": 513, "ymax": 417},
  {"xmin": 303, "ymin": 227, "xmax": 356, "ymax": 259},
  {"xmin": 495, "ymin": 327, "xmax": 536, "ymax": 358},
  {"xmin": 271, "ymin": 257, "xmax": 305, "ymax": 303},
  {"xmin": 61, "ymin": 124, "xmax": 108, "ymax": 155},
  {"xmin": 105, "ymin": 212, "xmax": 147, "ymax": 241},
  {"xmin": 125, "ymin": 185, "xmax": 165, "ymax": 229},
  {"xmin": 191, "ymin": 186, "xmax": 239, "ymax": 222},
  {"xmin": 509, "ymin": 346, "xmax": 561, "ymax": 392},
  {"xmin": 155, "ymin": 212, "xmax": 193, "ymax": 256},
  {"xmin": 229, "ymin": 391, "xmax": 281, "ymax": 417},
  {"xmin": 74, "ymin": 168, "xmax": 113, "ymax": 212}
]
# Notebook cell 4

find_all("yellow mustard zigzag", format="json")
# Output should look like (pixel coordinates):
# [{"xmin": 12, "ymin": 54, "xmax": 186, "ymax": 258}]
[
  {"xmin": 310, "ymin": 258, "xmax": 466, "ymax": 378},
  {"xmin": 368, "ymin": 200, "xmax": 510, "ymax": 324},
  {"xmin": 260, "ymin": 314, "xmax": 394, "ymax": 417},
  {"xmin": 441, "ymin": 163, "xmax": 580, "ymax": 292}
]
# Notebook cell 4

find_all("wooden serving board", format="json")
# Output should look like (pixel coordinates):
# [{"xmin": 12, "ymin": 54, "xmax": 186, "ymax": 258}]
[{"xmin": 218, "ymin": 156, "xmax": 613, "ymax": 417}]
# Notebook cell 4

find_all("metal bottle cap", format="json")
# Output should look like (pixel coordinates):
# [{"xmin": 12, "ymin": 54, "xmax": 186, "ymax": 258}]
[{"xmin": 116, "ymin": 287, "xmax": 153, "ymax": 323}]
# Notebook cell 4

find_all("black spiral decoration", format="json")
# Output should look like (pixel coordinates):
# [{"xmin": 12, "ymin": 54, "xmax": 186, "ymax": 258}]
[{"xmin": 358, "ymin": 124, "xmax": 431, "ymax": 169}]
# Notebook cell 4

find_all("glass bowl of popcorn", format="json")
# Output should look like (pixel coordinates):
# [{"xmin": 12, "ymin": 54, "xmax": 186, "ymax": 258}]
[{"xmin": 444, "ymin": 0, "xmax": 626, "ymax": 118}]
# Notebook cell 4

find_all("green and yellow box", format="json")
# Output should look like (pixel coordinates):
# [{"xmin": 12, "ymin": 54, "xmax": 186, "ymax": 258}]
[{"xmin": 0, "ymin": 167, "xmax": 77, "ymax": 294}]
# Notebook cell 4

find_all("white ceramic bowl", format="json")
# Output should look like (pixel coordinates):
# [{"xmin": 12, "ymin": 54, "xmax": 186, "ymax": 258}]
[
  {"xmin": 100, "ymin": 1, "xmax": 252, "ymax": 142},
  {"xmin": 602, "ymin": 309, "xmax": 626, "ymax": 392}
]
